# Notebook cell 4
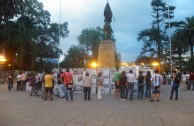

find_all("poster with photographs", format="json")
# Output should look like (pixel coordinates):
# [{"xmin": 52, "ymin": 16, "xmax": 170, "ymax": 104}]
[
  {"xmin": 85, "ymin": 68, "xmax": 97, "ymax": 94},
  {"xmin": 109, "ymin": 68, "xmax": 116, "ymax": 94},
  {"xmin": 72, "ymin": 68, "xmax": 84, "ymax": 93}
]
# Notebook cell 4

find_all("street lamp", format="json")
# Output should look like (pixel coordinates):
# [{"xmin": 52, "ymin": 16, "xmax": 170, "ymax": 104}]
[
  {"xmin": 91, "ymin": 62, "xmax": 97, "ymax": 68},
  {"xmin": 0, "ymin": 55, "xmax": 6, "ymax": 63},
  {"xmin": 91, "ymin": 61, "xmax": 98, "ymax": 94},
  {"xmin": 168, "ymin": 0, "xmax": 173, "ymax": 72},
  {"xmin": 152, "ymin": 61, "xmax": 159, "ymax": 70}
]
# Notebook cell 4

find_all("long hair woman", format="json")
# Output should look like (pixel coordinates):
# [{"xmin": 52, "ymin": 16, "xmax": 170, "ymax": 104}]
[{"xmin": 119, "ymin": 71, "xmax": 127, "ymax": 101}]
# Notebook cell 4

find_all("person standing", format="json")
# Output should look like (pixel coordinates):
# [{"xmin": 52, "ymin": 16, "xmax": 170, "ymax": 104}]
[
  {"xmin": 126, "ymin": 70, "xmax": 136, "ymax": 100},
  {"xmin": 188, "ymin": 71, "xmax": 194, "ymax": 90},
  {"xmin": 61, "ymin": 68, "xmax": 74, "ymax": 101},
  {"xmin": 182, "ymin": 71, "xmax": 187, "ymax": 89},
  {"xmin": 20, "ymin": 71, "xmax": 26, "ymax": 91},
  {"xmin": 96, "ymin": 72, "xmax": 103, "ymax": 100},
  {"xmin": 44, "ymin": 70, "xmax": 54, "ymax": 101},
  {"xmin": 170, "ymin": 70, "xmax": 180, "ymax": 100},
  {"xmin": 150, "ymin": 69, "xmax": 163, "ymax": 102},
  {"xmin": 83, "ymin": 72, "xmax": 92, "ymax": 100},
  {"xmin": 136, "ymin": 71, "xmax": 144, "ymax": 99},
  {"xmin": 119, "ymin": 71, "xmax": 128, "ymax": 101},
  {"xmin": 26, "ymin": 73, "xmax": 33, "ymax": 92},
  {"xmin": 16, "ymin": 72, "xmax": 21, "ymax": 91},
  {"xmin": 113, "ymin": 69, "xmax": 120, "ymax": 98},
  {"xmin": 58, "ymin": 69, "xmax": 65, "ymax": 98},
  {"xmin": 7, "ymin": 72, "xmax": 13, "ymax": 92},
  {"xmin": 145, "ymin": 71, "xmax": 151, "ymax": 98}
]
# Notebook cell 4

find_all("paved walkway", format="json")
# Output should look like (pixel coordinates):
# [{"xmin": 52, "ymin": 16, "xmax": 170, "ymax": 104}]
[{"xmin": 0, "ymin": 83, "xmax": 194, "ymax": 126}]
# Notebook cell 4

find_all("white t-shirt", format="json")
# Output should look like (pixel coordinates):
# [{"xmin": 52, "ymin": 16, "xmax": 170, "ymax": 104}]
[
  {"xmin": 182, "ymin": 74, "xmax": 187, "ymax": 81},
  {"xmin": 126, "ymin": 73, "xmax": 136, "ymax": 83},
  {"xmin": 150, "ymin": 73, "xmax": 163, "ymax": 86}
]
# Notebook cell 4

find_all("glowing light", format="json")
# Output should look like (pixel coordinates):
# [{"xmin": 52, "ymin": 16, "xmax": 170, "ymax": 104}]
[
  {"xmin": 91, "ymin": 62, "xmax": 97, "ymax": 67},
  {"xmin": 0, "ymin": 55, "xmax": 6, "ymax": 62}
]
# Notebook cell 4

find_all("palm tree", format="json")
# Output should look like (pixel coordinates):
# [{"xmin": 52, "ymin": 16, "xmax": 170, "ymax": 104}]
[
  {"xmin": 171, "ymin": 31, "xmax": 189, "ymax": 73},
  {"xmin": 178, "ymin": 16, "xmax": 194, "ymax": 58}
]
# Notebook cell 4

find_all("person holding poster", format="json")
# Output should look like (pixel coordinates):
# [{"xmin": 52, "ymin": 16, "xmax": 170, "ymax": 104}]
[
  {"xmin": 83, "ymin": 72, "xmax": 92, "ymax": 100},
  {"xmin": 96, "ymin": 72, "xmax": 104, "ymax": 100}
]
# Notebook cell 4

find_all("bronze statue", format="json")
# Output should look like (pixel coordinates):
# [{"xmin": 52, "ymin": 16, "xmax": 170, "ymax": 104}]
[{"xmin": 103, "ymin": 2, "xmax": 113, "ymax": 39}]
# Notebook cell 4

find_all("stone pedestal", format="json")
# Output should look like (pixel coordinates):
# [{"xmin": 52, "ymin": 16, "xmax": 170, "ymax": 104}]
[{"xmin": 98, "ymin": 40, "xmax": 116, "ymax": 68}]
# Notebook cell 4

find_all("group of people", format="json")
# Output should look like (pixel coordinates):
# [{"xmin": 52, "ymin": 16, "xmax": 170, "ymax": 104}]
[
  {"xmin": 113, "ymin": 69, "xmax": 189, "ymax": 102},
  {"xmin": 7, "ymin": 69, "xmax": 74, "ymax": 101},
  {"xmin": 5, "ymin": 68, "xmax": 194, "ymax": 102}
]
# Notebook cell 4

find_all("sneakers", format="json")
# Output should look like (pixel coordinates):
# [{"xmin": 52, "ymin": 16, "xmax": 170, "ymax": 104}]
[{"xmin": 150, "ymin": 99, "xmax": 154, "ymax": 102}]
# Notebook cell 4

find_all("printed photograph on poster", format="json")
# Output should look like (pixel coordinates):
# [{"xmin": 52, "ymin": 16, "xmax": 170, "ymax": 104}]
[
  {"xmin": 85, "ymin": 69, "xmax": 96, "ymax": 79},
  {"xmin": 73, "ymin": 85, "xmax": 83, "ymax": 93},
  {"xmin": 73, "ymin": 68, "xmax": 84, "ymax": 75}
]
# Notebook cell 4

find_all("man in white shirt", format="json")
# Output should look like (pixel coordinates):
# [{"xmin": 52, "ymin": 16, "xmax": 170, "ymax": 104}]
[
  {"xmin": 150, "ymin": 69, "xmax": 163, "ymax": 102},
  {"xmin": 126, "ymin": 70, "xmax": 136, "ymax": 100}
]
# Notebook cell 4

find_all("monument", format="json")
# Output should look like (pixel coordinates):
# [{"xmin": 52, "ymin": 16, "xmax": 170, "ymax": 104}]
[{"xmin": 98, "ymin": 1, "xmax": 117, "ymax": 68}]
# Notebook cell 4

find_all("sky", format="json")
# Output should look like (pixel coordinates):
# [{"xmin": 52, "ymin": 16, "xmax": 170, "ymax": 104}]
[{"xmin": 38, "ymin": 0, "xmax": 194, "ymax": 62}]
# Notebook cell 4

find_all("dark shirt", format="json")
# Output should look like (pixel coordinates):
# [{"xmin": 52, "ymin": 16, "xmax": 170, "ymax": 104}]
[
  {"xmin": 119, "ymin": 76, "xmax": 127, "ymax": 86},
  {"xmin": 57, "ymin": 72, "xmax": 63, "ymax": 84}
]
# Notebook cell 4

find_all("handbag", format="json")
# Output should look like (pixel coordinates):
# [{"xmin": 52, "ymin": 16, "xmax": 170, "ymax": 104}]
[
  {"xmin": 67, "ymin": 83, "xmax": 73, "ymax": 89},
  {"xmin": 64, "ymin": 73, "xmax": 73, "ymax": 89},
  {"xmin": 117, "ymin": 81, "xmax": 120, "ymax": 86}
]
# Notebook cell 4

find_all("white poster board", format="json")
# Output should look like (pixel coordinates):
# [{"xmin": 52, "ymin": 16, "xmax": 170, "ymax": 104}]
[{"xmin": 72, "ymin": 68, "xmax": 84, "ymax": 93}]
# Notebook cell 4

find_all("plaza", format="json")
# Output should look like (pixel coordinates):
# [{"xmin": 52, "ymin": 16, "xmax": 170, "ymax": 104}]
[{"xmin": 0, "ymin": 83, "xmax": 194, "ymax": 126}]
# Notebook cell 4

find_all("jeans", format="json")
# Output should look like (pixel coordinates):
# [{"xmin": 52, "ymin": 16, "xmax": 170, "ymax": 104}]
[
  {"xmin": 125, "ymin": 82, "xmax": 134, "ymax": 100},
  {"xmin": 17, "ymin": 81, "xmax": 21, "ymax": 90},
  {"xmin": 120, "ymin": 85, "xmax": 127, "ymax": 99},
  {"xmin": 84, "ymin": 87, "xmax": 91, "ymax": 100},
  {"xmin": 21, "ymin": 80, "xmax": 26, "ymax": 91},
  {"xmin": 188, "ymin": 80, "xmax": 194, "ymax": 90},
  {"xmin": 145, "ymin": 84, "xmax": 151, "ymax": 98},
  {"xmin": 66, "ymin": 86, "xmax": 73, "ymax": 101},
  {"xmin": 59, "ymin": 84, "xmax": 65, "ymax": 97},
  {"xmin": 138, "ymin": 84, "xmax": 144, "ymax": 99},
  {"xmin": 170, "ymin": 84, "xmax": 179, "ymax": 99}
]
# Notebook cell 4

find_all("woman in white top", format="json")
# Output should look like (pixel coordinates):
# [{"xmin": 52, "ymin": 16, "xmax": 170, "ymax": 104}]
[
  {"xmin": 182, "ymin": 71, "xmax": 187, "ymax": 89},
  {"xmin": 96, "ymin": 72, "xmax": 103, "ymax": 100},
  {"xmin": 83, "ymin": 72, "xmax": 92, "ymax": 100}
]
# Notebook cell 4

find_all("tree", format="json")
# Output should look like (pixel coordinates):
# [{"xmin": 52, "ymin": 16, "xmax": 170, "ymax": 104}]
[
  {"xmin": 77, "ymin": 27, "xmax": 104, "ymax": 63},
  {"xmin": 0, "ymin": 0, "xmax": 24, "ymax": 24},
  {"xmin": 171, "ymin": 31, "xmax": 189, "ymax": 73},
  {"xmin": 0, "ymin": 0, "xmax": 69, "ymax": 70},
  {"xmin": 138, "ymin": 0, "xmax": 175, "ymax": 62},
  {"xmin": 177, "ymin": 16, "xmax": 194, "ymax": 58},
  {"xmin": 60, "ymin": 46, "xmax": 87, "ymax": 68}
]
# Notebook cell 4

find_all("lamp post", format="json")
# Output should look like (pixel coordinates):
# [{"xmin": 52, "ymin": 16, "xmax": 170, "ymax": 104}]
[
  {"xmin": 91, "ymin": 62, "xmax": 98, "ymax": 94},
  {"xmin": 168, "ymin": 0, "xmax": 173, "ymax": 72},
  {"xmin": 58, "ymin": 0, "xmax": 62, "ymax": 69}
]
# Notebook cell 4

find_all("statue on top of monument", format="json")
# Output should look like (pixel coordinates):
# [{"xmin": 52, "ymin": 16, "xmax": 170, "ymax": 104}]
[{"xmin": 103, "ymin": 1, "xmax": 113, "ymax": 39}]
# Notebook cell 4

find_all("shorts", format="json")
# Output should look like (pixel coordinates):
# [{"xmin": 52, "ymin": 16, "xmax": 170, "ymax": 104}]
[
  {"xmin": 45, "ymin": 87, "xmax": 53, "ymax": 93},
  {"xmin": 152, "ymin": 86, "xmax": 160, "ymax": 94},
  {"xmin": 115, "ymin": 82, "xmax": 120, "ymax": 89}
]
